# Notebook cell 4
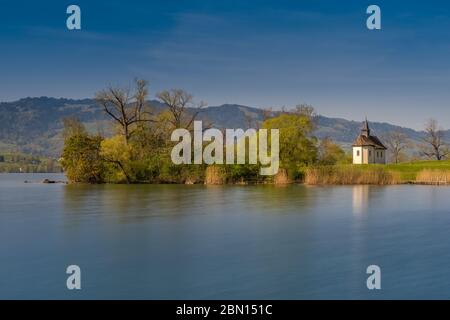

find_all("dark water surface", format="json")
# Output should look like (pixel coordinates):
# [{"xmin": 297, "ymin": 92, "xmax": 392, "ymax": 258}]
[{"xmin": 1, "ymin": 173, "xmax": 450, "ymax": 299}]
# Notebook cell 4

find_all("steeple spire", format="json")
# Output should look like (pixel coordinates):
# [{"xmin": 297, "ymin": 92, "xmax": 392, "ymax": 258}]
[{"xmin": 361, "ymin": 118, "xmax": 370, "ymax": 137}]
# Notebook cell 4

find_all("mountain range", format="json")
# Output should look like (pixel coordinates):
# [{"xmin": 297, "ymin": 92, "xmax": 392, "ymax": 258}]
[{"xmin": 0, "ymin": 97, "xmax": 436, "ymax": 158}]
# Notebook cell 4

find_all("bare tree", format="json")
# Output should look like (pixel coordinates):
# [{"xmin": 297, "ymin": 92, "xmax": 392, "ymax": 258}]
[
  {"xmin": 62, "ymin": 117, "xmax": 87, "ymax": 140},
  {"xmin": 261, "ymin": 107, "xmax": 273, "ymax": 121},
  {"xmin": 384, "ymin": 130, "xmax": 408, "ymax": 163},
  {"xmin": 294, "ymin": 103, "xmax": 317, "ymax": 130},
  {"xmin": 95, "ymin": 79, "xmax": 154, "ymax": 143},
  {"xmin": 294, "ymin": 103, "xmax": 316, "ymax": 118},
  {"xmin": 244, "ymin": 112, "xmax": 257, "ymax": 129},
  {"xmin": 156, "ymin": 89, "xmax": 206, "ymax": 129},
  {"xmin": 419, "ymin": 119, "xmax": 449, "ymax": 160}
]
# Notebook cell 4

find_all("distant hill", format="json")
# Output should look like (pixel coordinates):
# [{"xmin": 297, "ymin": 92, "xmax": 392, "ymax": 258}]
[{"xmin": 0, "ymin": 97, "xmax": 435, "ymax": 157}]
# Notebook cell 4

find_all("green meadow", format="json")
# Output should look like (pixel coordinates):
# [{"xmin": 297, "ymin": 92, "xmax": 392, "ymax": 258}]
[{"xmin": 385, "ymin": 160, "xmax": 450, "ymax": 181}]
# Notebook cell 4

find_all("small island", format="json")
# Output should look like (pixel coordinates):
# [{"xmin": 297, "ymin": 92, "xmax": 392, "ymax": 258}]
[{"xmin": 55, "ymin": 79, "xmax": 450, "ymax": 186}]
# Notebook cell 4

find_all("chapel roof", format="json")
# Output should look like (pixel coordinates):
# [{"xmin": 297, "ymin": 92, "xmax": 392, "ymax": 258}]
[{"xmin": 352, "ymin": 119, "xmax": 387, "ymax": 149}]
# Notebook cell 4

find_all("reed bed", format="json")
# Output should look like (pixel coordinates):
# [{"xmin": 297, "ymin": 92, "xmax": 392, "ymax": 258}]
[
  {"xmin": 204, "ymin": 166, "xmax": 226, "ymax": 185},
  {"xmin": 273, "ymin": 168, "xmax": 291, "ymax": 184},
  {"xmin": 305, "ymin": 165, "xmax": 401, "ymax": 185},
  {"xmin": 415, "ymin": 169, "xmax": 450, "ymax": 185}
]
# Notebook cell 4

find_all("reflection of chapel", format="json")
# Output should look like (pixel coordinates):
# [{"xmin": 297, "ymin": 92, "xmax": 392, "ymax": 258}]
[{"xmin": 352, "ymin": 119, "xmax": 386, "ymax": 164}]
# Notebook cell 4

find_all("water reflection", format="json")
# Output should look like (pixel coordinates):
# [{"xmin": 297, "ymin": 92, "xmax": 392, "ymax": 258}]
[
  {"xmin": 352, "ymin": 185, "xmax": 369, "ymax": 215},
  {"xmin": 62, "ymin": 184, "xmax": 317, "ymax": 220},
  {"xmin": 5, "ymin": 173, "xmax": 450, "ymax": 298},
  {"xmin": 63, "ymin": 184, "xmax": 213, "ymax": 221}
]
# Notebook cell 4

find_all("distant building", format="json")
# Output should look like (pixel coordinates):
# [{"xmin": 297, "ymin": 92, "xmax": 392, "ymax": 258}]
[{"xmin": 352, "ymin": 119, "xmax": 387, "ymax": 164}]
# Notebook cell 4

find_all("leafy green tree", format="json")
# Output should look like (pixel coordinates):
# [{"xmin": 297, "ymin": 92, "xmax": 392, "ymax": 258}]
[
  {"xmin": 61, "ymin": 133, "xmax": 105, "ymax": 183},
  {"xmin": 262, "ymin": 113, "xmax": 317, "ymax": 179},
  {"xmin": 317, "ymin": 137, "xmax": 347, "ymax": 165},
  {"xmin": 100, "ymin": 135, "xmax": 134, "ymax": 183}
]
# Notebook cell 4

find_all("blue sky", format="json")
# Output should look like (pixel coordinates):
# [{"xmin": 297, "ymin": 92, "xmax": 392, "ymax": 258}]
[{"xmin": 1, "ymin": 0, "xmax": 450, "ymax": 129}]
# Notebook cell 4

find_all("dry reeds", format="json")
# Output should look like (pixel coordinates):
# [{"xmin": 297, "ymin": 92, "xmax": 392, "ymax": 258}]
[
  {"xmin": 273, "ymin": 168, "xmax": 291, "ymax": 184},
  {"xmin": 204, "ymin": 166, "xmax": 226, "ymax": 185},
  {"xmin": 415, "ymin": 169, "xmax": 450, "ymax": 185},
  {"xmin": 305, "ymin": 165, "xmax": 401, "ymax": 185}
]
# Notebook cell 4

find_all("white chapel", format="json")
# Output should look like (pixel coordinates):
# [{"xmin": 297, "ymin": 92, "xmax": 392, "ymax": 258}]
[{"xmin": 352, "ymin": 119, "xmax": 387, "ymax": 164}]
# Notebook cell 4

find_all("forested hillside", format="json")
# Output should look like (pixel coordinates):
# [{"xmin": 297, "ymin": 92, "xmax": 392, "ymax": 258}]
[{"xmin": 0, "ymin": 97, "xmax": 431, "ymax": 157}]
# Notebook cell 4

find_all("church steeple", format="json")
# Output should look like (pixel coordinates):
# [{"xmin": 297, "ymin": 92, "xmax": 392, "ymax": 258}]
[
  {"xmin": 361, "ymin": 118, "xmax": 370, "ymax": 137},
  {"xmin": 352, "ymin": 117, "xmax": 387, "ymax": 165}
]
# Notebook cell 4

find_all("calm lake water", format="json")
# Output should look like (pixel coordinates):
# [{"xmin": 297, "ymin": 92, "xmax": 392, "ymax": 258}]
[{"xmin": 1, "ymin": 173, "xmax": 450, "ymax": 299}]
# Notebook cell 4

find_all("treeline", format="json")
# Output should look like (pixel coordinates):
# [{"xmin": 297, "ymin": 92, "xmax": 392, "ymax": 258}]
[
  {"xmin": 61, "ymin": 79, "xmax": 349, "ymax": 184},
  {"xmin": 0, "ymin": 153, "xmax": 61, "ymax": 173},
  {"xmin": 383, "ymin": 118, "xmax": 450, "ymax": 163}
]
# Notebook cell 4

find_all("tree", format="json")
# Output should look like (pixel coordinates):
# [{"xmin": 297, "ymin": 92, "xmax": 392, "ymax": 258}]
[
  {"xmin": 261, "ymin": 107, "xmax": 274, "ymax": 122},
  {"xmin": 60, "ymin": 120, "xmax": 105, "ymax": 183},
  {"xmin": 100, "ymin": 135, "xmax": 133, "ymax": 184},
  {"xmin": 244, "ymin": 111, "xmax": 257, "ymax": 129},
  {"xmin": 419, "ymin": 119, "xmax": 449, "ymax": 160},
  {"xmin": 294, "ymin": 104, "xmax": 318, "ymax": 130},
  {"xmin": 95, "ymin": 79, "xmax": 154, "ymax": 143},
  {"xmin": 384, "ymin": 130, "xmax": 408, "ymax": 163},
  {"xmin": 156, "ymin": 89, "xmax": 206, "ymax": 129},
  {"xmin": 62, "ymin": 117, "xmax": 87, "ymax": 139},
  {"xmin": 294, "ymin": 103, "xmax": 316, "ymax": 118},
  {"xmin": 262, "ymin": 113, "xmax": 317, "ymax": 178},
  {"xmin": 317, "ymin": 137, "xmax": 347, "ymax": 165}
]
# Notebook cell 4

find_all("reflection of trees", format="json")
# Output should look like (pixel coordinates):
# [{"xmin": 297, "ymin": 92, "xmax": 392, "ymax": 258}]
[
  {"xmin": 63, "ymin": 184, "xmax": 316, "ymax": 222},
  {"xmin": 243, "ymin": 185, "xmax": 315, "ymax": 214},
  {"xmin": 63, "ymin": 184, "xmax": 104, "ymax": 213},
  {"xmin": 63, "ymin": 184, "xmax": 209, "ymax": 222}
]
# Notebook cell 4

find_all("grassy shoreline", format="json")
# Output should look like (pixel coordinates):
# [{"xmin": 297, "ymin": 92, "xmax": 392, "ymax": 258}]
[
  {"xmin": 8, "ymin": 160, "xmax": 450, "ymax": 186},
  {"xmin": 304, "ymin": 160, "xmax": 450, "ymax": 185}
]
